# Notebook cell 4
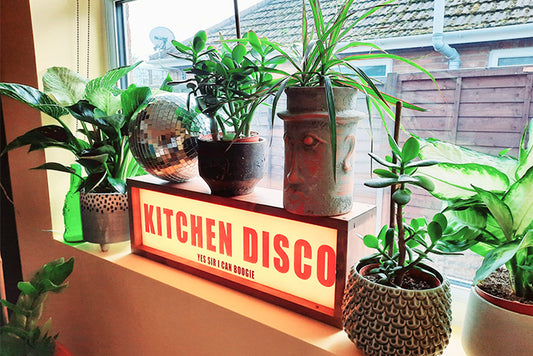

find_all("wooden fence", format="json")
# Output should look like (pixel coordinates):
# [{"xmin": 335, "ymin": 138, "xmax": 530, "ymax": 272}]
[{"xmin": 253, "ymin": 66, "xmax": 533, "ymax": 223}]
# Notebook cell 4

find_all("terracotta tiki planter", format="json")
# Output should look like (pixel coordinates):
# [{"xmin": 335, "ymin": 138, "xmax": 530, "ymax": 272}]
[
  {"xmin": 80, "ymin": 192, "xmax": 130, "ymax": 252},
  {"xmin": 278, "ymin": 87, "xmax": 365, "ymax": 216},
  {"xmin": 342, "ymin": 262, "xmax": 452, "ymax": 356},
  {"xmin": 461, "ymin": 286, "xmax": 533, "ymax": 356},
  {"xmin": 197, "ymin": 135, "xmax": 267, "ymax": 196}
]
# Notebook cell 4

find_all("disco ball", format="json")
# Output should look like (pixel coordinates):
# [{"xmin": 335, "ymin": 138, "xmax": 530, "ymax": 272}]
[{"xmin": 129, "ymin": 93, "xmax": 209, "ymax": 182}]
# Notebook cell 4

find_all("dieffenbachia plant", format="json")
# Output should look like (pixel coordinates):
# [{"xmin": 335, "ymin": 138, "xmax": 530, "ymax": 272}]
[
  {"xmin": 0, "ymin": 62, "xmax": 151, "ymax": 193},
  {"xmin": 417, "ymin": 124, "xmax": 533, "ymax": 299}
]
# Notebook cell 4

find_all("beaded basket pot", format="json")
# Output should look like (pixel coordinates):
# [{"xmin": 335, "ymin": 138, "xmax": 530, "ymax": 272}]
[
  {"xmin": 80, "ymin": 192, "xmax": 129, "ymax": 252},
  {"xmin": 342, "ymin": 262, "xmax": 452, "ymax": 356}
]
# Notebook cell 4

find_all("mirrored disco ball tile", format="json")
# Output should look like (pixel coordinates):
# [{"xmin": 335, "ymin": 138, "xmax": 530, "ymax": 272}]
[{"xmin": 129, "ymin": 93, "xmax": 209, "ymax": 182}]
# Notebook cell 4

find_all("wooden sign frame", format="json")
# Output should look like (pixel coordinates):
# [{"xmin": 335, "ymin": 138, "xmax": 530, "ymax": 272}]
[{"xmin": 127, "ymin": 175, "xmax": 375, "ymax": 327}]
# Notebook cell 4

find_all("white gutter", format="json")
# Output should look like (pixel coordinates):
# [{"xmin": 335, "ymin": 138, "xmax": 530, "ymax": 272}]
[
  {"xmin": 343, "ymin": 23, "xmax": 533, "ymax": 54},
  {"xmin": 433, "ymin": 0, "xmax": 460, "ymax": 69}
]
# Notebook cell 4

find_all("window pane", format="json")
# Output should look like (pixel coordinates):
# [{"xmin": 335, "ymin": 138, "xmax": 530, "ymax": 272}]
[
  {"xmin": 120, "ymin": 0, "xmax": 263, "ymax": 87},
  {"xmin": 114, "ymin": 0, "xmax": 533, "ymax": 284},
  {"xmin": 498, "ymin": 56, "xmax": 533, "ymax": 66}
]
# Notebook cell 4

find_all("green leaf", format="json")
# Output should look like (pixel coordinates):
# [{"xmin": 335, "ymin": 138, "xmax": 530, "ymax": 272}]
[
  {"xmin": 0, "ymin": 82, "xmax": 69, "ymax": 120},
  {"xmin": 418, "ymin": 163, "xmax": 510, "ymax": 200},
  {"xmin": 392, "ymin": 189, "xmax": 411, "ymax": 205},
  {"xmin": 86, "ymin": 87, "xmax": 122, "ymax": 116},
  {"xmin": 365, "ymin": 177, "xmax": 397, "ymax": 188},
  {"xmin": 428, "ymin": 221, "xmax": 443, "ymax": 243},
  {"xmin": 107, "ymin": 177, "xmax": 126, "ymax": 194},
  {"xmin": 363, "ymin": 234, "xmax": 379, "ymax": 249},
  {"xmin": 405, "ymin": 159, "xmax": 440, "ymax": 169},
  {"xmin": 232, "ymin": 44, "xmax": 247, "ymax": 63},
  {"xmin": 172, "ymin": 40, "xmax": 192, "ymax": 54},
  {"xmin": 368, "ymin": 152, "xmax": 401, "ymax": 169},
  {"xmin": 17, "ymin": 281, "xmax": 38, "ymax": 296},
  {"xmin": 324, "ymin": 77, "xmax": 336, "ymax": 179},
  {"xmin": 418, "ymin": 138, "xmax": 518, "ymax": 179},
  {"xmin": 121, "ymin": 84, "xmax": 151, "ymax": 120},
  {"xmin": 247, "ymin": 31, "xmax": 263, "ymax": 55},
  {"xmin": 159, "ymin": 74, "xmax": 174, "ymax": 92},
  {"xmin": 2, "ymin": 125, "xmax": 73, "ymax": 154},
  {"xmin": 410, "ymin": 175, "xmax": 435, "ymax": 191},
  {"xmin": 503, "ymin": 167, "xmax": 533, "ymax": 236},
  {"xmin": 432, "ymin": 213, "xmax": 448, "ymax": 231},
  {"xmin": 387, "ymin": 134, "xmax": 401, "ymax": 159},
  {"xmin": 473, "ymin": 186, "xmax": 514, "ymax": 241},
  {"xmin": 42, "ymin": 66, "xmax": 88, "ymax": 105},
  {"xmin": 373, "ymin": 169, "xmax": 398, "ymax": 179},
  {"xmin": 401, "ymin": 137, "xmax": 420, "ymax": 162},
  {"xmin": 48, "ymin": 257, "xmax": 74, "ymax": 286},
  {"xmin": 85, "ymin": 61, "xmax": 141, "ymax": 99},
  {"xmin": 31, "ymin": 162, "xmax": 78, "ymax": 175},
  {"xmin": 474, "ymin": 240, "xmax": 521, "ymax": 283},
  {"xmin": 193, "ymin": 31, "xmax": 207, "ymax": 53}
]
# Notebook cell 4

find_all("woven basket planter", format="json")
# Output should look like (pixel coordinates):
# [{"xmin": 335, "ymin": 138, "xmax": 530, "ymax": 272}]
[{"xmin": 342, "ymin": 262, "xmax": 452, "ymax": 356}]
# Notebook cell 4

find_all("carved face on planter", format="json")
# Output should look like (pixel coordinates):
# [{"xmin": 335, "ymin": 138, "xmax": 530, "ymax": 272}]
[{"xmin": 283, "ymin": 119, "xmax": 356, "ymax": 216}]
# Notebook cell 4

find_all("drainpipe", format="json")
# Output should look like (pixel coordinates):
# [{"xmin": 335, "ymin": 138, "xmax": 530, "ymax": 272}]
[{"xmin": 433, "ymin": 0, "xmax": 461, "ymax": 69}]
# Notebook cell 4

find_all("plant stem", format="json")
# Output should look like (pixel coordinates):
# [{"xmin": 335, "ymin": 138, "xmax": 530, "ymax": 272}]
[{"xmin": 394, "ymin": 200, "xmax": 407, "ymax": 286}]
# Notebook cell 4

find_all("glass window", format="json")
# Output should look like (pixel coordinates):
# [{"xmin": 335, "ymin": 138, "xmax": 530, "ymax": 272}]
[
  {"xmin": 488, "ymin": 47, "xmax": 533, "ymax": 67},
  {"xmin": 108, "ymin": 0, "xmax": 533, "ymax": 285}
]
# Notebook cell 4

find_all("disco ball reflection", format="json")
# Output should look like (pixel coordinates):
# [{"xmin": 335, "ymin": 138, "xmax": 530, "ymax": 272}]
[{"xmin": 129, "ymin": 93, "xmax": 209, "ymax": 182}]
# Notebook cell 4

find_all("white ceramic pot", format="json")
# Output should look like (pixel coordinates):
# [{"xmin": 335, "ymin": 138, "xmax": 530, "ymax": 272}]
[{"xmin": 461, "ymin": 287, "xmax": 533, "ymax": 356}]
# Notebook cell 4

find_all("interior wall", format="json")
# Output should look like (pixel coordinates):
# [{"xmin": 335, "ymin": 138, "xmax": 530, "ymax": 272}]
[
  {"xmin": 28, "ymin": 0, "xmax": 108, "ymax": 237},
  {"xmin": 1, "ymin": 0, "xmax": 110, "ymax": 280},
  {"xmin": 1, "ymin": 1, "xmax": 53, "ymax": 281}
]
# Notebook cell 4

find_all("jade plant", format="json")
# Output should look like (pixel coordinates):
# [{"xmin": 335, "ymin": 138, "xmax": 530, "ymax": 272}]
[
  {"xmin": 0, "ymin": 62, "xmax": 150, "ymax": 193},
  {"xmin": 169, "ymin": 30, "xmax": 284, "ymax": 140},
  {"xmin": 0, "ymin": 257, "xmax": 74, "ymax": 356},
  {"xmin": 417, "ymin": 124, "xmax": 533, "ymax": 299},
  {"xmin": 360, "ymin": 106, "xmax": 467, "ymax": 287}
]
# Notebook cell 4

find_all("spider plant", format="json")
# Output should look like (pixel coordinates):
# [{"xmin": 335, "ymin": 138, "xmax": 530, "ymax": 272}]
[{"xmin": 265, "ymin": 0, "xmax": 435, "ymax": 172}]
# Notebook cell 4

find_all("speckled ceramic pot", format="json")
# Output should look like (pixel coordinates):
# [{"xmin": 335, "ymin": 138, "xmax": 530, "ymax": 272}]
[
  {"xmin": 80, "ymin": 192, "xmax": 130, "ymax": 252},
  {"xmin": 342, "ymin": 261, "xmax": 452, "ymax": 356}
]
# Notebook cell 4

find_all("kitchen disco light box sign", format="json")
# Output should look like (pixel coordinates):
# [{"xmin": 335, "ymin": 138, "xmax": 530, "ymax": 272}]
[{"xmin": 128, "ymin": 176, "xmax": 374, "ymax": 327}]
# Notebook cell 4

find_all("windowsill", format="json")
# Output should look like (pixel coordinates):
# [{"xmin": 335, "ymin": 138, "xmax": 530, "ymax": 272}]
[{"xmin": 54, "ymin": 237, "xmax": 469, "ymax": 355}]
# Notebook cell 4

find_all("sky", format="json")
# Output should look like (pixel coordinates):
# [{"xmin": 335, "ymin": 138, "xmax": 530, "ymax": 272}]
[{"xmin": 127, "ymin": 0, "xmax": 263, "ymax": 59}]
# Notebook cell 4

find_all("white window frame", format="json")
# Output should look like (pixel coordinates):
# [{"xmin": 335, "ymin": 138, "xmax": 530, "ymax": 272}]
[{"xmin": 488, "ymin": 47, "xmax": 533, "ymax": 68}]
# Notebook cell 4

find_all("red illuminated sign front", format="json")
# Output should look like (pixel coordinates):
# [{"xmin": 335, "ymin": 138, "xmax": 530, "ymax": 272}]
[{"xmin": 128, "ymin": 176, "xmax": 375, "ymax": 327}]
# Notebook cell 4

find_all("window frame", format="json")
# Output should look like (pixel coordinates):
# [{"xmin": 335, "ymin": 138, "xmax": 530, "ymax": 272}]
[{"xmin": 488, "ymin": 47, "xmax": 533, "ymax": 67}]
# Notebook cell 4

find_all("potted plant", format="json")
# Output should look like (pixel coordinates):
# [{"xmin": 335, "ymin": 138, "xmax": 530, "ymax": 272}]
[
  {"xmin": 416, "ymin": 128, "xmax": 533, "ymax": 356},
  {"xmin": 0, "ymin": 63, "xmax": 150, "ymax": 251},
  {"xmin": 264, "ymin": 0, "xmax": 434, "ymax": 216},
  {"xmin": 168, "ymin": 30, "xmax": 283, "ymax": 196},
  {"xmin": 341, "ymin": 105, "xmax": 468, "ymax": 355},
  {"xmin": 0, "ymin": 257, "xmax": 74, "ymax": 356}
]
